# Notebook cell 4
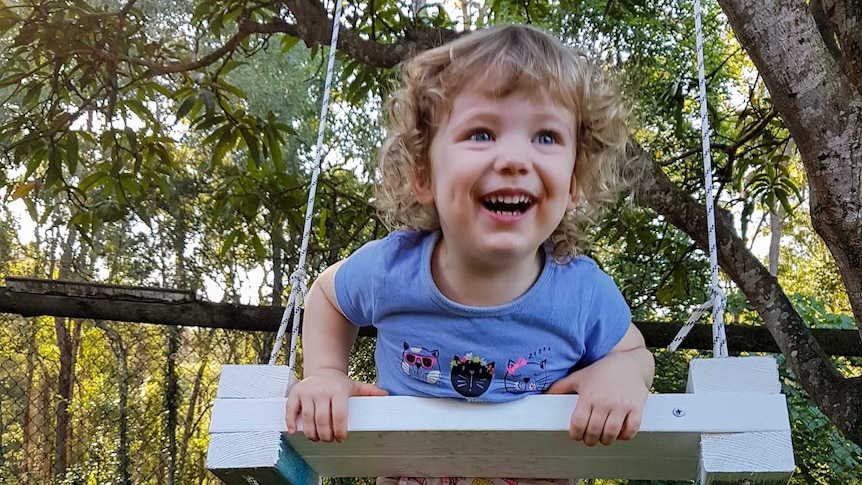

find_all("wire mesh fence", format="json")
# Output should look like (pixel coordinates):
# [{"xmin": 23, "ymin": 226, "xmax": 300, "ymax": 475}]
[{"xmin": 0, "ymin": 312, "xmax": 276, "ymax": 485}]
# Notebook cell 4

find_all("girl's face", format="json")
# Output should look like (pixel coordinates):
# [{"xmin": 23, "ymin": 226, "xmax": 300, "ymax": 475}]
[{"xmin": 414, "ymin": 86, "xmax": 578, "ymax": 269}]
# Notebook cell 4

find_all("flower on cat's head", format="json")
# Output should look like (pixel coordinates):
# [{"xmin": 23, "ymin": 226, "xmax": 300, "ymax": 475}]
[
  {"xmin": 451, "ymin": 352, "xmax": 495, "ymax": 375},
  {"xmin": 507, "ymin": 357, "xmax": 528, "ymax": 374}
]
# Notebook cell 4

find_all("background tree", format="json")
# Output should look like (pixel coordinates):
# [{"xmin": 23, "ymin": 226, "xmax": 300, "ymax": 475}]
[{"xmin": 1, "ymin": 0, "xmax": 861, "ymax": 482}]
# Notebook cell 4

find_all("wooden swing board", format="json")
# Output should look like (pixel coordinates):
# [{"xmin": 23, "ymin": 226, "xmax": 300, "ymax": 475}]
[{"xmin": 207, "ymin": 364, "xmax": 793, "ymax": 482}]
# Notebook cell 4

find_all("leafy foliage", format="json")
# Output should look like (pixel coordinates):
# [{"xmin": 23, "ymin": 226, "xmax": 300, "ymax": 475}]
[{"xmin": 0, "ymin": 0, "xmax": 860, "ymax": 482}]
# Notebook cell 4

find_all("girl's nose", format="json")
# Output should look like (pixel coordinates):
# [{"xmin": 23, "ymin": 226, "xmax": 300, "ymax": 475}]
[{"xmin": 493, "ymin": 139, "xmax": 532, "ymax": 174}]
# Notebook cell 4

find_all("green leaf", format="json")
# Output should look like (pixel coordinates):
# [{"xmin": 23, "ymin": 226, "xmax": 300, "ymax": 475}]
[
  {"xmin": 264, "ymin": 126, "xmax": 284, "ymax": 172},
  {"xmin": 119, "ymin": 173, "xmax": 141, "ymax": 197},
  {"xmin": 22, "ymin": 83, "xmax": 42, "ymax": 106},
  {"xmin": 65, "ymin": 131, "xmax": 80, "ymax": 176},
  {"xmin": 239, "ymin": 127, "xmax": 261, "ymax": 168},
  {"xmin": 280, "ymin": 35, "xmax": 300, "ymax": 54},
  {"xmin": 176, "ymin": 96, "xmax": 196, "ymax": 119},
  {"xmin": 200, "ymin": 89, "xmax": 215, "ymax": 114},
  {"xmin": 212, "ymin": 127, "xmax": 235, "ymax": 165},
  {"xmin": 240, "ymin": 196, "xmax": 260, "ymax": 218},
  {"xmin": 220, "ymin": 59, "xmax": 246, "ymax": 75},
  {"xmin": 220, "ymin": 228, "xmax": 241, "ymax": 255},
  {"xmin": 125, "ymin": 127, "xmax": 139, "ymax": 153},
  {"xmin": 318, "ymin": 207, "xmax": 328, "ymax": 240},
  {"xmin": 79, "ymin": 172, "xmax": 109, "ymax": 192},
  {"xmin": 251, "ymin": 234, "xmax": 266, "ymax": 259}
]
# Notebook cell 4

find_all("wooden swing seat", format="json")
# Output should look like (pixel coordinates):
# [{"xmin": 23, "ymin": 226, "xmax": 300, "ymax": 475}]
[{"xmin": 206, "ymin": 356, "xmax": 794, "ymax": 485}]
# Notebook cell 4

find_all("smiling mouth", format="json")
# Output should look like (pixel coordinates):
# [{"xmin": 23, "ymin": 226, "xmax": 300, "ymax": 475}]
[{"xmin": 482, "ymin": 194, "xmax": 534, "ymax": 215}]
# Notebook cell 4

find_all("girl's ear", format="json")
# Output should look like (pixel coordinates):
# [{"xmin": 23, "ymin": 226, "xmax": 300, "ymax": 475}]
[
  {"xmin": 567, "ymin": 173, "xmax": 579, "ymax": 211},
  {"xmin": 413, "ymin": 162, "xmax": 435, "ymax": 205}
]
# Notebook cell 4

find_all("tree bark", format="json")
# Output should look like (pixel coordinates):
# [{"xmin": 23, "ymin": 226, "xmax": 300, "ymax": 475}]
[
  {"xmin": 164, "ymin": 325, "xmax": 180, "ymax": 485},
  {"xmin": 22, "ymin": 324, "xmax": 36, "ymax": 479},
  {"xmin": 53, "ymin": 230, "xmax": 77, "ymax": 481},
  {"xmin": 94, "ymin": 321, "xmax": 131, "ymax": 485},
  {"xmin": 177, "ymin": 329, "xmax": 214, "ymax": 478},
  {"xmin": 820, "ymin": 0, "xmax": 862, "ymax": 94},
  {"xmin": 630, "ymin": 140, "xmax": 862, "ymax": 445},
  {"xmin": 716, "ymin": 0, "xmax": 862, "ymax": 340}
]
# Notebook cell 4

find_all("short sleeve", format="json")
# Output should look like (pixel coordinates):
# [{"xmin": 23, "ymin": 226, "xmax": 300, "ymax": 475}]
[
  {"xmin": 333, "ymin": 240, "xmax": 382, "ymax": 327},
  {"xmin": 579, "ymin": 268, "xmax": 632, "ymax": 366}
]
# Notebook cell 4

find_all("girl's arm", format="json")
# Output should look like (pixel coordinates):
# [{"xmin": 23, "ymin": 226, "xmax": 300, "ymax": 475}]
[
  {"xmin": 302, "ymin": 260, "xmax": 356, "ymax": 377},
  {"xmin": 547, "ymin": 323, "xmax": 654, "ymax": 446},
  {"xmin": 285, "ymin": 260, "xmax": 388, "ymax": 442}
]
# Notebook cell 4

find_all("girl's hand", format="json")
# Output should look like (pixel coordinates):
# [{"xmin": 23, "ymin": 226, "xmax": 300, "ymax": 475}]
[
  {"xmin": 285, "ymin": 369, "xmax": 388, "ymax": 442},
  {"xmin": 546, "ymin": 352, "xmax": 649, "ymax": 446}
]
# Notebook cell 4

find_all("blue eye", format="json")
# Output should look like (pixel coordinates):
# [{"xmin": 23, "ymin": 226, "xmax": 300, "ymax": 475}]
[
  {"xmin": 469, "ymin": 130, "xmax": 492, "ymax": 142},
  {"xmin": 535, "ymin": 132, "xmax": 557, "ymax": 145}
]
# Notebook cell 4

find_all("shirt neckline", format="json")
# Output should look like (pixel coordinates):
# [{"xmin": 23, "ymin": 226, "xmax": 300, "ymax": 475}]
[{"xmin": 421, "ymin": 231, "xmax": 555, "ymax": 317}]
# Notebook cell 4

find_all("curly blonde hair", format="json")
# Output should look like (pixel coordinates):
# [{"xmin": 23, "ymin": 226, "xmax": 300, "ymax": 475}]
[{"xmin": 376, "ymin": 24, "xmax": 630, "ymax": 259}]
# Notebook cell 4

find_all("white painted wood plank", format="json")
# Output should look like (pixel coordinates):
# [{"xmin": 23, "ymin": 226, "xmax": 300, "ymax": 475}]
[
  {"xmin": 687, "ymin": 356, "xmax": 780, "ymax": 393},
  {"xmin": 287, "ymin": 428, "xmax": 699, "ymax": 458},
  {"xmin": 301, "ymin": 454, "xmax": 698, "ymax": 480},
  {"xmin": 698, "ymin": 431, "xmax": 795, "ymax": 479},
  {"xmin": 206, "ymin": 359, "xmax": 795, "ymax": 482},
  {"xmin": 207, "ymin": 431, "xmax": 318, "ymax": 485},
  {"xmin": 210, "ymin": 394, "xmax": 790, "ymax": 434},
  {"xmin": 216, "ymin": 364, "xmax": 298, "ymax": 398},
  {"xmin": 689, "ymin": 357, "xmax": 794, "ymax": 485},
  {"xmin": 207, "ymin": 392, "xmax": 789, "ymax": 479},
  {"xmin": 207, "ymin": 430, "xmax": 283, "ymax": 468}
]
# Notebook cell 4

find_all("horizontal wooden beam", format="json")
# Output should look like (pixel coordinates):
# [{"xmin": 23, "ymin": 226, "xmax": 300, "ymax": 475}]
[{"xmin": 1, "ymin": 280, "xmax": 860, "ymax": 355}]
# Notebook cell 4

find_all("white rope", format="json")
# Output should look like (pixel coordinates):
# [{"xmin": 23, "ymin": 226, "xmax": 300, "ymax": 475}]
[
  {"xmin": 269, "ymin": 0, "xmax": 344, "ymax": 367},
  {"xmin": 668, "ymin": 0, "xmax": 728, "ymax": 357}
]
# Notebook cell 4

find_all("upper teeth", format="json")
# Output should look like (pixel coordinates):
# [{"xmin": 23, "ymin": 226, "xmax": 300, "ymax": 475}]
[{"xmin": 485, "ymin": 194, "xmax": 531, "ymax": 204}]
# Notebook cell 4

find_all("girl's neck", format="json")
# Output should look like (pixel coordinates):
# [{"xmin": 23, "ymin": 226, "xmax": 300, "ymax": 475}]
[{"xmin": 430, "ymin": 237, "xmax": 545, "ymax": 307}]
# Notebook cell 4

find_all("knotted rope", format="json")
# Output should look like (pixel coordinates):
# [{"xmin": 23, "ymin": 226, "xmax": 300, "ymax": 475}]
[
  {"xmin": 668, "ymin": 0, "xmax": 728, "ymax": 357},
  {"xmin": 268, "ymin": 0, "xmax": 344, "ymax": 368}
]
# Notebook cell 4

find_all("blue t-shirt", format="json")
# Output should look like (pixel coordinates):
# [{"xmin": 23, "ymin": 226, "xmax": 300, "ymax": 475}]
[{"xmin": 334, "ymin": 230, "xmax": 631, "ymax": 402}]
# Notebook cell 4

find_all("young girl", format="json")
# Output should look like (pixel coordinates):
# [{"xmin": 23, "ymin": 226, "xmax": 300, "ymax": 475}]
[{"xmin": 285, "ymin": 24, "xmax": 654, "ymax": 483}]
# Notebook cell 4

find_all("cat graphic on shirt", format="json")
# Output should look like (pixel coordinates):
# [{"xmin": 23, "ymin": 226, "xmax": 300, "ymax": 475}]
[{"xmin": 401, "ymin": 342, "xmax": 441, "ymax": 385}]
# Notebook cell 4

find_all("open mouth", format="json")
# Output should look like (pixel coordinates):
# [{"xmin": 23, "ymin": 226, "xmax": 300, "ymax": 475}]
[{"xmin": 482, "ymin": 194, "xmax": 534, "ymax": 215}]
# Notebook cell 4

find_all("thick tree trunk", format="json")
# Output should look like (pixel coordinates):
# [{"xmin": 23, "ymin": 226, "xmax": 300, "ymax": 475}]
[
  {"xmin": 717, "ymin": 0, "xmax": 862, "ymax": 341},
  {"xmin": 630, "ymin": 140, "xmax": 862, "ymax": 445}
]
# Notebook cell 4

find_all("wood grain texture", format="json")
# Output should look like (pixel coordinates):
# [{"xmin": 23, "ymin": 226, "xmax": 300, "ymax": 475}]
[
  {"xmin": 690, "ymin": 357, "xmax": 794, "ymax": 484},
  {"xmin": 206, "ymin": 358, "xmax": 795, "ymax": 481},
  {"xmin": 207, "ymin": 431, "xmax": 318, "ymax": 485}
]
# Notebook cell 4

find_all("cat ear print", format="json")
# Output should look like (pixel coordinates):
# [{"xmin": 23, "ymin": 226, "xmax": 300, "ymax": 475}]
[
  {"xmin": 403, "ymin": 342, "xmax": 410, "ymax": 350},
  {"xmin": 540, "ymin": 359, "xmax": 547, "ymax": 369},
  {"xmin": 431, "ymin": 349, "xmax": 439, "ymax": 357}
]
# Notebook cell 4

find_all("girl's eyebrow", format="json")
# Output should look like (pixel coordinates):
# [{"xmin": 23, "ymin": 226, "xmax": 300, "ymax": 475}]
[{"xmin": 446, "ymin": 110, "xmax": 503, "ymax": 131}]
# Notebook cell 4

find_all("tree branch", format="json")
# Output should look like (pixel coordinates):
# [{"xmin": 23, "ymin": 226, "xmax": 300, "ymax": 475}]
[
  {"xmin": 717, "ymin": 0, "xmax": 862, "ymax": 346},
  {"xmin": 3, "ymin": 286, "xmax": 861, "ymax": 356},
  {"xmin": 629, "ymin": 139, "xmax": 862, "ymax": 445}
]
